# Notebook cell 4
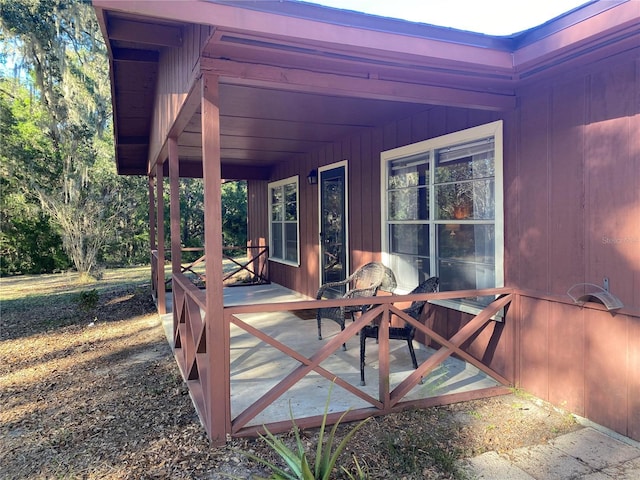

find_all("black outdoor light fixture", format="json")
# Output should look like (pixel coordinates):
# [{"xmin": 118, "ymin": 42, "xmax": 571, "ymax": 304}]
[{"xmin": 307, "ymin": 169, "xmax": 318, "ymax": 185}]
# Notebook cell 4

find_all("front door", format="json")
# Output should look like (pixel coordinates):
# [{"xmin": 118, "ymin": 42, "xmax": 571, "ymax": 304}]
[{"xmin": 319, "ymin": 163, "xmax": 348, "ymax": 298}]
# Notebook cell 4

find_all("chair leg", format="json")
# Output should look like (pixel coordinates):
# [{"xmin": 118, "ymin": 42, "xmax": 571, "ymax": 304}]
[
  {"xmin": 406, "ymin": 337, "xmax": 423, "ymax": 384},
  {"xmin": 317, "ymin": 313, "xmax": 322, "ymax": 340},
  {"xmin": 360, "ymin": 328, "xmax": 367, "ymax": 386},
  {"xmin": 340, "ymin": 322, "xmax": 347, "ymax": 351},
  {"xmin": 407, "ymin": 338, "xmax": 418, "ymax": 369}
]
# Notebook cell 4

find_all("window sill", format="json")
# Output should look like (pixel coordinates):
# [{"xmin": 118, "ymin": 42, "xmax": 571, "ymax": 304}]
[
  {"xmin": 428, "ymin": 298, "xmax": 504, "ymax": 321},
  {"xmin": 268, "ymin": 257, "xmax": 300, "ymax": 268}
]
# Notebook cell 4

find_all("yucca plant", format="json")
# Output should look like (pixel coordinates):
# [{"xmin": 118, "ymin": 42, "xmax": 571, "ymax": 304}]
[{"xmin": 243, "ymin": 382, "xmax": 370, "ymax": 480}]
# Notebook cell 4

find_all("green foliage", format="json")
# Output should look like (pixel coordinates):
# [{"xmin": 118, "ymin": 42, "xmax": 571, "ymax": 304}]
[
  {"xmin": 243, "ymin": 383, "xmax": 369, "ymax": 480},
  {"xmin": 0, "ymin": 2, "xmax": 150, "ymax": 275},
  {"xmin": 222, "ymin": 180, "xmax": 247, "ymax": 247},
  {"xmin": 75, "ymin": 288, "xmax": 98, "ymax": 311},
  {"xmin": 1, "ymin": 1, "xmax": 247, "ymax": 276}
]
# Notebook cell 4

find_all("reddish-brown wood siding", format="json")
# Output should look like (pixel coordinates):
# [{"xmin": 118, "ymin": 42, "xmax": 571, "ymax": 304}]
[
  {"xmin": 516, "ymin": 295, "xmax": 639, "ymax": 441},
  {"xmin": 263, "ymin": 105, "xmax": 501, "ymax": 298},
  {"xmin": 512, "ymin": 47, "xmax": 639, "ymax": 309},
  {"xmin": 149, "ymin": 24, "xmax": 211, "ymax": 166},
  {"xmin": 245, "ymin": 43, "xmax": 639, "ymax": 442}
]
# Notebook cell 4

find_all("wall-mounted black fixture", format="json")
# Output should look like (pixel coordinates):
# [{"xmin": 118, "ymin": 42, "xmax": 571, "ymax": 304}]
[{"xmin": 307, "ymin": 169, "xmax": 318, "ymax": 185}]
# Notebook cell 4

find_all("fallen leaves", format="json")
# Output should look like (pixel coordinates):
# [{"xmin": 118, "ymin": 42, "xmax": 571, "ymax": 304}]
[{"xmin": 0, "ymin": 270, "xmax": 581, "ymax": 479}]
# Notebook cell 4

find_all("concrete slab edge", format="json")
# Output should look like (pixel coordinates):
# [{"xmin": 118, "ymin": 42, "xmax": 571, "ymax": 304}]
[{"xmin": 573, "ymin": 414, "xmax": 640, "ymax": 449}]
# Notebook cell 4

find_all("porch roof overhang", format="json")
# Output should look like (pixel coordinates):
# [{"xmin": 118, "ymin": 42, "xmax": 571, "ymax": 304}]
[{"xmin": 93, "ymin": 0, "xmax": 639, "ymax": 177}]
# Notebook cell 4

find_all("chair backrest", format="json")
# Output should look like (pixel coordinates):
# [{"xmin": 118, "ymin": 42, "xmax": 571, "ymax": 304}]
[
  {"xmin": 351, "ymin": 262, "xmax": 390, "ymax": 291},
  {"xmin": 380, "ymin": 266, "xmax": 397, "ymax": 293},
  {"xmin": 404, "ymin": 277, "xmax": 439, "ymax": 319}
]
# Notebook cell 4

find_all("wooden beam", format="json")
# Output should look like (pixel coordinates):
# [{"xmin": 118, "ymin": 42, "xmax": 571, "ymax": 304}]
[
  {"xmin": 107, "ymin": 18, "xmax": 182, "ymax": 48},
  {"xmin": 514, "ymin": 0, "xmax": 640, "ymax": 72},
  {"xmin": 155, "ymin": 164, "xmax": 166, "ymax": 315},
  {"xmin": 94, "ymin": 0, "xmax": 512, "ymax": 70},
  {"xmin": 201, "ymin": 58, "xmax": 516, "ymax": 111},
  {"xmin": 150, "ymin": 76, "xmax": 203, "ymax": 175},
  {"xmin": 112, "ymin": 47, "xmax": 159, "ymax": 63},
  {"xmin": 168, "ymin": 137, "xmax": 181, "ymax": 275},
  {"xmin": 201, "ymin": 72, "xmax": 230, "ymax": 444}
]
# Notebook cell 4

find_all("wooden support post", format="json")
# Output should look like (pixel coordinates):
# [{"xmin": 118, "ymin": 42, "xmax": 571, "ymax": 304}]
[
  {"xmin": 201, "ymin": 72, "xmax": 230, "ymax": 444},
  {"xmin": 169, "ymin": 137, "xmax": 181, "ymax": 275},
  {"xmin": 156, "ymin": 163, "xmax": 167, "ymax": 315},
  {"xmin": 149, "ymin": 176, "xmax": 156, "ymax": 251}
]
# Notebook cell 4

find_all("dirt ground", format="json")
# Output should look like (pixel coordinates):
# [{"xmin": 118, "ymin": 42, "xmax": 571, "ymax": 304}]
[{"xmin": 0, "ymin": 270, "xmax": 581, "ymax": 479}]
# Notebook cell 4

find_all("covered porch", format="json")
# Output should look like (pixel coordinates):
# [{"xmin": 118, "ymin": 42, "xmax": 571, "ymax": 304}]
[
  {"xmin": 161, "ymin": 283, "xmax": 507, "ymax": 430},
  {"xmin": 94, "ymin": 0, "xmax": 640, "ymax": 445},
  {"xmin": 167, "ymin": 272, "xmax": 512, "ymax": 438}
]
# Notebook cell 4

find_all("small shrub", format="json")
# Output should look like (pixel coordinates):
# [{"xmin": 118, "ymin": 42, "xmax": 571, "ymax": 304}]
[{"xmin": 75, "ymin": 289, "xmax": 99, "ymax": 311}]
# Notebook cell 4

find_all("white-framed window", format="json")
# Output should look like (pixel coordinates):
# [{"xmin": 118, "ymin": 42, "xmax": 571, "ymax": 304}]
[
  {"xmin": 381, "ymin": 120, "xmax": 504, "ymax": 311},
  {"xmin": 268, "ymin": 176, "xmax": 300, "ymax": 265}
]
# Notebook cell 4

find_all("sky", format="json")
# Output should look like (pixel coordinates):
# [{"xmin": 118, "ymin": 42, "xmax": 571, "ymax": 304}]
[{"xmin": 305, "ymin": 0, "xmax": 592, "ymax": 35}]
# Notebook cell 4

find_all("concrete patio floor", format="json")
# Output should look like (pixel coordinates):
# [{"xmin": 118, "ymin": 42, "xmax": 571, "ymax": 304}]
[{"xmin": 162, "ymin": 283, "xmax": 501, "ymax": 427}]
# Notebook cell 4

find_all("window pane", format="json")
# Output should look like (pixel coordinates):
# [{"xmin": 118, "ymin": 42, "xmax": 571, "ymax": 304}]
[
  {"xmin": 390, "ymin": 224, "xmax": 430, "ymax": 256},
  {"xmin": 271, "ymin": 204, "xmax": 283, "ymax": 221},
  {"xmin": 285, "ymin": 201, "xmax": 297, "ymax": 221},
  {"xmin": 436, "ymin": 179, "xmax": 494, "ymax": 220},
  {"xmin": 437, "ymin": 223, "xmax": 495, "ymax": 289},
  {"xmin": 388, "ymin": 154, "xmax": 429, "ymax": 189},
  {"xmin": 271, "ymin": 223, "xmax": 283, "ymax": 259},
  {"xmin": 269, "ymin": 178, "xmax": 299, "ymax": 263},
  {"xmin": 435, "ymin": 138, "xmax": 494, "ymax": 183},
  {"xmin": 437, "ymin": 260, "xmax": 495, "ymax": 292},
  {"xmin": 389, "ymin": 253, "xmax": 431, "ymax": 289},
  {"xmin": 271, "ymin": 186, "xmax": 283, "ymax": 204},
  {"xmin": 388, "ymin": 187, "xmax": 429, "ymax": 221},
  {"xmin": 285, "ymin": 183, "xmax": 297, "ymax": 203},
  {"xmin": 285, "ymin": 223, "xmax": 298, "ymax": 262}
]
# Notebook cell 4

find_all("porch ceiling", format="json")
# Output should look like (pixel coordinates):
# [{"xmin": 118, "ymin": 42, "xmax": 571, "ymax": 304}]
[{"xmin": 94, "ymin": 0, "xmax": 638, "ymax": 177}]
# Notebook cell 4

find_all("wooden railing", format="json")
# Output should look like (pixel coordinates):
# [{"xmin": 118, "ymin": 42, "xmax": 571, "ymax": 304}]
[
  {"xmin": 223, "ymin": 245, "xmax": 269, "ymax": 286},
  {"xmin": 224, "ymin": 288, "xmax": 514, "ymax": 438},
  {"xmin": 162, "ymin": 245, "xmax": 270, "ymax": 289},
  {"xmin": 169, "ymin": 280, "xmax": 640, "ymax": 444},
  {"xmin": 171, "ymin": 277, "xmax": 512, "ymax": 442},
  {"xmin": 171, "ymin": 272, "xmax": 215, "ymax": 430}
]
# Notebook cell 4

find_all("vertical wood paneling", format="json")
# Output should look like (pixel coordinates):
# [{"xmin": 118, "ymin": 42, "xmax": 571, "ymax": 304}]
[
  {"xmin": 584, "ymin": 307, "xmax": 628, "ymax": 435},
  {"xmin": 548, "ymin": 78, "xmax": 586, "ymax": 293},
  {"xmin": 585, "ymin": 58, "xmax": 639, "ymax": 306},
  {"xmin": 396, "ymin": 117, "xmax": 412, "ymax": 147},
  {"xmin": 502, "ymin": 108, "xmax": 520, "ymax": 287},
  {"xmin": 349, "ymin": 136, "xmax": 365, "ymax": 266},
  {"xmin": 445, "ymin": 107, "xmax": 469, "ymax": 133},
  {"xmin": 410, "ymin": 109, "xmax": 431, "ymax": 143},
  {"xmin": 426, "ymin": 107, "xmax": 447, "ymax": 139},
  {"xmin": 629, "ymin": 315, "xmax": 640, "ymax": 440},
  {"xmin": 517, "ymin": 90, "xmax": 550, "ymax": 292},
  {"xmin": 518, "ymin": 296, "xmax": 549, "ymax": 400},
  {"xmin": 150, "ymin": 24, "xmax": 207, "ymax": 164},
  {"xmin": 547, "ymin": 302, "xmax": 585, "ymax": 416},
  {"xmin": 371, "ymin": 127, "xmax": 385, "ymax": 257},
  {"xmin": 633, "ymin": 55, "xmax": 640, "ymax": 310}
]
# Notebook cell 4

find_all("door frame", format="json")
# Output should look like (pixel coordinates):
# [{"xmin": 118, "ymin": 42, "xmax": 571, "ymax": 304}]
[{"xmin": 318, "ymin": 160, "xmax": 349, "ymax": 289}]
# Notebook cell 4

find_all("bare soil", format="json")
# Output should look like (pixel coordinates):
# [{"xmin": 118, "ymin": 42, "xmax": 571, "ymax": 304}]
[{"xmin": 0, "ymin": 269, "xmax": 581, "ymax": 479}]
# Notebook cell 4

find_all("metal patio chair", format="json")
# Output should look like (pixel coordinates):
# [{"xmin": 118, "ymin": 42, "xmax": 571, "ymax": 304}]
[
  {"xmin": 359, "ymin": 276, "xmax": 439, "ymax": 386},
  {"xmin": 316, "ymin": 262, "xmax": 397, "ymax": 349}
]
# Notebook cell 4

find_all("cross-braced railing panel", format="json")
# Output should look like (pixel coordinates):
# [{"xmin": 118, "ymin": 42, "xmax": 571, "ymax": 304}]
[
  {"xmin": 225, "ymin": 288, "xmax": 514, "ymax": 437},
  {"xmin": 172, "ymin": 272, "xmax": 210, "ymax": 428}
]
